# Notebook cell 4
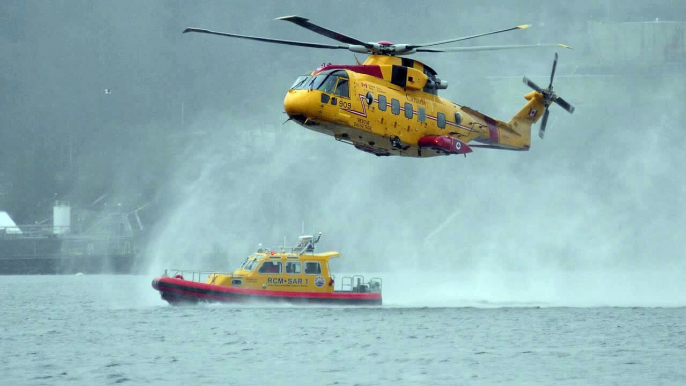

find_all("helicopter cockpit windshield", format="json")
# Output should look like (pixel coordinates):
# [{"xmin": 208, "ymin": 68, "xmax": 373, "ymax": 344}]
[
  {"xmin": 289, "ymin": 70, "xmax": 350, "ymax": 97},
  {"xmin": 290, "ymin": 75, "xmax": 311, "ymax": 90}
]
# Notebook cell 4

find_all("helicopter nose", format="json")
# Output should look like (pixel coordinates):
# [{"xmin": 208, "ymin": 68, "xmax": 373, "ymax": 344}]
[
  {"xmin": 283, "ymin": 90, "xmax": 302, "ymax": 117},
  {"xmin": 283, "ymin": 90, "xmax": 309, "ymax": 123}
]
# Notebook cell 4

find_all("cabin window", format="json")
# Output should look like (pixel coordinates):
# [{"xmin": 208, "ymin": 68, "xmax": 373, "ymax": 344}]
[
  {"xmin": 378, "ymin": 95, "xmax": 387, "ymax": 111},
  {"xmin": 437, "ymin": 112, "xmax": 446, "ymax": 129},
  {"xmin": 334, "ymin": 79, "xmax": 349, "ymax": 98},
  {"xmin": 304, "ymin": 262, "xmax": 322, "ymax": 275},
  {"xmin": 418, "ymin": 107, "xmax": 426, "ymax": 122},
  {"xmin": 258, "ymin": 261, "xmax": 282, "ymax": 274},
  {"xmin": 404, "ymin": 103, "xmax": 413, "ymax": 119},
  {"xmin": 286, "ymin": 261, "xmax": 302, "ymax": 274},
  {"xmin": 454, "ymin": 112, "xmax": 462, "ymax": 125},
  {"xmin": 391, "ymin": 99, "xmax": 400, "ymax": 115}
]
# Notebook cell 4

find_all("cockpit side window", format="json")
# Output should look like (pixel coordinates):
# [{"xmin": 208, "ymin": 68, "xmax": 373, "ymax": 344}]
[
  {"xmin": 258, "ymin": 261, "xmax": 282, "ymax": 274},
  {"xmin": 310, "ymin": 75, "xmax": 329, "ymax": 90},
  {"xmin": 304, "ymin": 262, "xmax": 322, "ymax": 275},
  {"xmin": 334, "ymin": 78, "xmax": 349, "ymax": 98},
  {"xmin": 319, "ymin": 76, "xmax": 337, "ymax": 93},
  {"xmin": 286, "ymin": 261, "xmax": 302, "ymax": 274},
  {"xmin": 312, "ymin": 70, "xmax": 349, "ymax": 94}
]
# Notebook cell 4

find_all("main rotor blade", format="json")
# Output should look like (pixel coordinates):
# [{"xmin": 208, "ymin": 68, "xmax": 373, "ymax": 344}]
[
  {"xmin": 183, "ymin": 28, "xmax": 349, "ymax": 50},
  {"xmin": 554, "ymin": 96, "xmax": 575, "ymax": 114},
  {"xmin": 416, "ymin": 43, "xmax": 572, "ymax": 53},
  {"xmin": 523, "ymin": 77, "xmax": 545, "ymax": 94},
  {"xmin": 549, "ymin": 52, "xmax": 558, "ymax": 88},
  {"xmin": 539, "ymin": 108, "xmax": 550, "ymax": 139},
  {"xmin": 411, "ymin": 24, "xmax": 531, "ymax": 49},
  {"xmin": 275, "ymin": 15, "xmax": 370, "ymax": 47}
]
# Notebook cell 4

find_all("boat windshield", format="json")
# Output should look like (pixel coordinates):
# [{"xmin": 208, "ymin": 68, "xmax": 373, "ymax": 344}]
[{"xmin": 243, "ymin": 259, "xmax": 260, "ymax": 271}]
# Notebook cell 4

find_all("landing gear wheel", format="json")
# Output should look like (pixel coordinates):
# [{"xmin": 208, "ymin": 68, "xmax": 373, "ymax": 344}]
[{"xmin": 390, "ymin": 136, "xmax": 402, "ymax": 149}]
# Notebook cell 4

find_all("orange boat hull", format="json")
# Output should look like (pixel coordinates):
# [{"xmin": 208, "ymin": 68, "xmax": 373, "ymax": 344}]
[{"xmin": 152, "ymin": 276, "xmax": 382, "ymax": 306}]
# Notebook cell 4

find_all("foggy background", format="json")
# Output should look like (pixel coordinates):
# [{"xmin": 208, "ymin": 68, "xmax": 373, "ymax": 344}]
[{"xmin": 2, "ymin": 0, "xmax": 685, "ymax": 306}]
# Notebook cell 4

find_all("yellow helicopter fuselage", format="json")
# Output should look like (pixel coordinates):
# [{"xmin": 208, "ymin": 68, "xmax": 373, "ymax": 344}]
[{"xmin": 284, "ymin": 55, "xmax": 546, "ymax": 157}]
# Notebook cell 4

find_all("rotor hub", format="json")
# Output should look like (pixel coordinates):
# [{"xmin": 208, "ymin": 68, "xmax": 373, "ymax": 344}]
[{"xmin": 542, "ymin": 88, "xmax": 554, "ymax": 105}]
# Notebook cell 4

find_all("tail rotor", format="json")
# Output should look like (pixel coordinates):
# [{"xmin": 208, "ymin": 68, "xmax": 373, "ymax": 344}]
[{"xmin": 522, "ymin": 53, "xmax": 575, "ymax": 139}]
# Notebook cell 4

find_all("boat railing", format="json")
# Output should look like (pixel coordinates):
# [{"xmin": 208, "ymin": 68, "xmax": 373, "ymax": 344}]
[
  {"xmin": 163, "ymin": 268, "xmax": 234, "ymax": 283},
  {"xmin": 339, "ymin": 275, "xmax": 382, "ymax": 293}
]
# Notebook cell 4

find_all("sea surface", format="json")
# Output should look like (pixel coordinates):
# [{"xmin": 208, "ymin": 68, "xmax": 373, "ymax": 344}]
[{"xmin": 1, "ymin": 275, "xmax": 685, "ymax": 386}]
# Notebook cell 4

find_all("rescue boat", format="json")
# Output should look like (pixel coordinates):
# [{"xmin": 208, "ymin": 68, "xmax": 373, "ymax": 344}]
[{"xmin": 152, "ymin": 233, "xmax": 382, "ymax": 306}]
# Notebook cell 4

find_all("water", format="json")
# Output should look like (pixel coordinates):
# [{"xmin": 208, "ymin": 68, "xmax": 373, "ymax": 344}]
[{"xmin": 2, "ymin": 275, "xmax": 685, "ymax": 385}]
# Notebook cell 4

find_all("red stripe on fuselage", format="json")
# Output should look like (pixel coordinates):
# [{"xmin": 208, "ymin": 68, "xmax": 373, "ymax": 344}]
[
  {"xmin": 341, "ymin": 94, "xmax": 368, "ymax": 117},
  {"xmin": 484, "ymin": 116, "xmax": 499, "ymax": 143},
  {"xmin": 313, "ymin": 65, "xmax": 383, "ymax": 80}
]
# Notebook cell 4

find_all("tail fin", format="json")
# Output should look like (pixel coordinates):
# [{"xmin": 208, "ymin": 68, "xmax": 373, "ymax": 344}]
[{"xmin": 508, "ymin": 91, "xmax": 546, "ymax": 148}]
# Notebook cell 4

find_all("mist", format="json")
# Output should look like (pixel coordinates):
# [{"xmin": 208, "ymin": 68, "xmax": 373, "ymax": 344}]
[{"xmin": 2, "ymin": 0, "xmax": 685, "ymax": 306}]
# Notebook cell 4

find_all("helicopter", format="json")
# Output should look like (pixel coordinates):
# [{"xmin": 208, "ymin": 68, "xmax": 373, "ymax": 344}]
[{"xmin": 183, "ymin": 16, "xmax": 575, "ymax": 157}]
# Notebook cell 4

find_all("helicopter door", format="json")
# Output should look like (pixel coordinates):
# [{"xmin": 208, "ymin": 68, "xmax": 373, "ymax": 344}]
[
  {"xmin": 334, "ymin": 78, "xmax": 349, "ymax": 99},
  {"xmin": 318, "ymin": 81, "xmax": 341, "ymax": 127},
  {"xmin": 316, "ymin": 75, "xmax": 339, "ymax": 110},
  {"xmin": 314, "ymin": 72, "xmax": 351, "ymax": 124},
  {"xmin": 333, "ymin": 78, "xmax": 351, "ymax": 120}
]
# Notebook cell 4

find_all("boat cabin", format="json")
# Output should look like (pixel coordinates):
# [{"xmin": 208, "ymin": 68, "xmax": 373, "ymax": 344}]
[
  {"xmin": 155, "ymin": 233, "xmax": 382, "ymax": 305},
  {"xmin": 203, "ymin": 234, "xmax": 381, "ymax": 294},
  {"xmin": 206, "ymin": 251, "xmax": 336, "ymax": 292}
]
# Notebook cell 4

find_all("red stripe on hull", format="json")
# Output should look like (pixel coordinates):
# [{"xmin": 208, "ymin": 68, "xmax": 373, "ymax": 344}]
[{"xmin": 152, "ymin": 277, "xmax": 382, "ymax": 306}]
